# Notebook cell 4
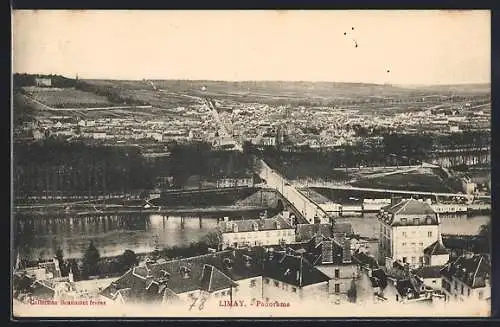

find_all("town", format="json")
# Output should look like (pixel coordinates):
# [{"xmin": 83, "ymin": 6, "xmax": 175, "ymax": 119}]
[{"xmin": 12, "ymin": 74, "xmax": 491, "ymax": 315}]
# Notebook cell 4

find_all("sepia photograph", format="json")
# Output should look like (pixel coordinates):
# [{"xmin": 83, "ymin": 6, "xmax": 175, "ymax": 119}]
[{"xmin": 11, "ymin": 9, "xmax": 491, "ymax": 318}]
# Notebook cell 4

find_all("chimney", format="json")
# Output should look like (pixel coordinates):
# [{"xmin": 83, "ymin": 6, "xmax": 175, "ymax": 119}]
[
  {"xmin": 322, "ymin": 240, "xmax": 333, "ymax": 264},
  {"xmin": 342, "ymin": 238, "xmax": 352, "ymax": 263},
  {"xmin": 223, "ymin": 216, "xmax": 229, "ymax": 222},
  {"xmin": 263, "ymin": 210, "xmax": 268, "ymax": 219}
]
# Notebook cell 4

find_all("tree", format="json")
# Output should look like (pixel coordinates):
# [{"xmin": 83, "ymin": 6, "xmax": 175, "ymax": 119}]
[
  {"xmin": 82, "ymin": 241, "xmax": 101, "ymax": 278},
  {"xmin": 478, "ymin": 221, "xmax": 491, "ymax": 253},
  {"xmin": 55, "ymin": 247, "xmax": 68, "ymax": 277},
  {"xmin": 202, "ymin": 231, "xmax": 223, "ymax": 250},
  {"xmin": 120, "ymin": 249, "xmax": 138, "ymax": 271}
]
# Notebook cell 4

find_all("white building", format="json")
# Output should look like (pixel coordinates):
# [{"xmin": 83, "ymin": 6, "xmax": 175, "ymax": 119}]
[
  {"xmin": 218, "ymin": 215, "xmax": 295, "ymax": 249},
  {"xmin": 440, "ymin": 253, "xmax": 491, "ymax": 303},
  {"xmin": 378, "ymin": 199, "xmax": 441, "ymax": 268}
]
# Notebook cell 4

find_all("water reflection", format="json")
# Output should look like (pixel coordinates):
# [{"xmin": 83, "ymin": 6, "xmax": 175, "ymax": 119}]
[
  {"xmin": 14, "ymin": 211, "xmax": 489, "ymax": 261},
  {"xmin": 14, "ymin": 213, "xmax": 218, "ymax": 260}
]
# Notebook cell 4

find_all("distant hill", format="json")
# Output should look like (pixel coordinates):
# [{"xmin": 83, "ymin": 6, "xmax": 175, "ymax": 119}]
[{"xmin": 397, "ymin": 83, "xmax": 490, "ymax": 95}]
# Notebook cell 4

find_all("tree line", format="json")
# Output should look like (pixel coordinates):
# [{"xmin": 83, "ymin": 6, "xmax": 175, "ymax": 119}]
[{"xmin": 13, "ymin": 139, "xmax": 257, "ymax": 197}]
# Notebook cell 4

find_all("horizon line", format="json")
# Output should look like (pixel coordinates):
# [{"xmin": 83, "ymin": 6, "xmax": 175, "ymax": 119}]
[{"xmin": 12, "ymin": 72, "xmax": 491, "ymax": 87}]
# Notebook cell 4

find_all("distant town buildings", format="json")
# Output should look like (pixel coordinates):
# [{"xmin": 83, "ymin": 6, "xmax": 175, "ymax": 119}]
[{"xmin": 35, "ymin": 78, "xmax": 52, "ymax": 87}]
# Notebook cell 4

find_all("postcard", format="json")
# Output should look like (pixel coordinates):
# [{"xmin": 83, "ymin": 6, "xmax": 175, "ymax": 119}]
[{"xmin": 11, "ymin": 9, "xmax": 491, "ymax": 318}]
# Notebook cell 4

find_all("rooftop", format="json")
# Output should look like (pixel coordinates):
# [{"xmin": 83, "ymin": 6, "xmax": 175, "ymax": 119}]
[
  {"xmin": 441, "ymin": 253, "xmax": 490, "ymax": 289},
  {"xmin": 424, "ymin": 240, "xmax": 450, "ymax": 256},
  {"xmin": 218, "ymin": 215, "xmax": 293, "ymax": 233},
  {"xmin": 378, "ymin": 199, "xmax": 438, "ymax": 226}
]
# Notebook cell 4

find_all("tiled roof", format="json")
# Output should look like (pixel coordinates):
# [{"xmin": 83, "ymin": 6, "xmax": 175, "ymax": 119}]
[
  {"xmin": 424, "ymin": 240, "xmax": 450, "ymax": 256},
  {"xmin": 295, "ymin": 223, "xmax": 333, "ymax": 242},
  {"xmin": 378, "ymin": 199, "xmax": 438, "ymax": 226},
  {"xmin": 219, "ymin": 215, "xmax": 293, "ymax": 233},
  {"xmin": 200, "ymin": 264, "xmax": 238, "ymax": 292},
  {"xmin": 440, "ymin": 254, "xmax": 490, "ymax": 288},
  {"xmin": 413, "ymin": 265, "xmax": 443, "ymax": 279},
  {"xmin": 262, "ymin": 252, "xmax": 330, "ymax": 287}
]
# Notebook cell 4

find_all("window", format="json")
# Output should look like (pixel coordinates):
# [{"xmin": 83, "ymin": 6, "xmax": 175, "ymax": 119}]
[
  {"xmin": 250, "ymin": 279, "xmax": 256, "ymax": 288},
  {"xmin": 402, "ymin": 231, "xmax": 407, "ymax": 237},
  {"xmin": 432, "ymin": 280, "xmax": 437, "ymax": 284},
  {"xmin": 292, "ymin": 287, "xmax": 297, "ymax": 293},
  {"xmin": 468, "ymin": 288, "xmax": 471, "ymax": 297},
  {"xmin": 461, "ymin": 285, "xmax": 464, "ymax": 295},
  {"xmin": 401, "ymin": 218, "xmax": 407, "ymax": 225},
  {"xmin": 403, "ymin": 257, "xmax": 407, "ymax": 263},
  {"xmin": 402, "ymin": 242, "xmax": 406, "ymax": 247},
  {"xmin": 334, "ymin": 284, "xmax": 340, "ymax": 294},
  {"xmin": 478, "ymin": 291, "xmax": 484, "ymax": 300},
  {"xmin": 334, "ymin": 269, "xmax": 340, "ymax": 279},
  {"xmin": 274, "ymin": 280, "xmax": 279, "ymax": 287},
  {"xmin": 413, "ymin": 218, "xmax": 420, "ymax": 225},
  {"xmin": 265, "ymin": 278, "xmax": 270, "ymax": 284},
  {"xmin": 396, "ymin": 295, "xmax": 399, "ymax": 301},
  {"xmin": 428, "ymin": 231, "xmax": 433, "ymax": 237}
]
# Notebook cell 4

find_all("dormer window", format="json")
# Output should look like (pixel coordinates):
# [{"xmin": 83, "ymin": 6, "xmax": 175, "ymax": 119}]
[
  {"xmin": 252, "ymin": 222, "xmax": 259, "ymax": 231},
  {"xmin": 160, "ymin": 270, "xmax": 170, "ymax": 279},
  {"xmin": 244, "ymin": 255, "xmax": 252, "ymax": 267},
  {"xmin": 232, "ymin": 223, "xmax": 239, "ymax": 233},
  {"xmin": 275, "ymin": 221, "xmax": 281, "ymax": 229},
  {"xmin": 223, "ymin": 258, "xmax": 233, "ymax": 269},
  {"xmin": 413, "ymin": 218, "xmax": 420, "ymax": 225},
  {"xmin": 426, "ymin": 217, "xmax": 433, "ymax": 224},
  {"xmin": 401, "ymin": 218, "xmax": 407, "ymax": 225},
  {"xmin": 180, "ymin": 266, "xmax": 191, "ymax": 279}
]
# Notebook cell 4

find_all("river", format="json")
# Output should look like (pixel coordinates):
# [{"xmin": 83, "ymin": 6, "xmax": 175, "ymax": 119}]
[{"xmin": 14, "ymin": 212, "xmax": 489, "ymax": 261}]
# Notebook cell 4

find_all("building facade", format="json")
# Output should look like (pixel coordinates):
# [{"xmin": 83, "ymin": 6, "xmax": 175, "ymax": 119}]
[
  {"xmin": 218, "ymin": 215, "xmax": 295, "ymax": 249},
  {"xmin": 378, "ymin": 199, "xmax": 441, "ymax": 268},
  {"xmin": 440, "ymin": 253, "xmax": 491, "ymax": 303}
]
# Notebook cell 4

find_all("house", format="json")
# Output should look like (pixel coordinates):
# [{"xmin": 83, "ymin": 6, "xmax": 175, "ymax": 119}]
[
  {"xmin": 218, "ymin": 214, "xmax": 295, "ymax": 250},
  {"xmin": 19, "ymin": 257, "xmax": 62, "ymax": 281},
  {"xmin": 440, "ymin": 253, "xmax": 491, "ymax": 303},
  {"xmin": 35, "ymin": 77, "xmax": 52, "ymax": 87},
  {"xmin": 261, "ymin": 250, "xmax": 330, "ymax": 303},
  {"xmin": 413, "ymin": 266, "xmax": 443, "ymax": 290},
  {"xmin": 295, "ymin": 223, "xmax": 334, "ymax": 242},
  {"xmin": 100, "ymin": 248, "xmax": 332, "ymax": 308},
  {"xmin": 378, "ymin": 198, "xmax": 441, "ymax": 268},
  {"xmin": 423, "ymin": 239, "xmax": 450, "ymax": 266},
  {"xmin": 287, "ymin": 234, "xmax": 359, "ymax": 304}
]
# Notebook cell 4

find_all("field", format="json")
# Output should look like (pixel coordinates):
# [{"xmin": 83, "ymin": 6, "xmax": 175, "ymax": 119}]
[
  {"xmin": 25, "ymin": 87, "xmax": 113, "ymax": 108},
  {"xmin": 351, "ymin": 169, "xmax": 457, "ymax": 193}
]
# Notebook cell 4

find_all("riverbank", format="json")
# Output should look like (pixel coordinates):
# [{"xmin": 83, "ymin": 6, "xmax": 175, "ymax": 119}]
[{"xmin": 13, "ymin": 205, "xmax": 273, "ymax": 217}]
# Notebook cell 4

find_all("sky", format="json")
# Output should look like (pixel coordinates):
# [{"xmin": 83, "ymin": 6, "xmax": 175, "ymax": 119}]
[{"xmin": 12, "ymin": 10, "xmax": 491, "ymax": 85}]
